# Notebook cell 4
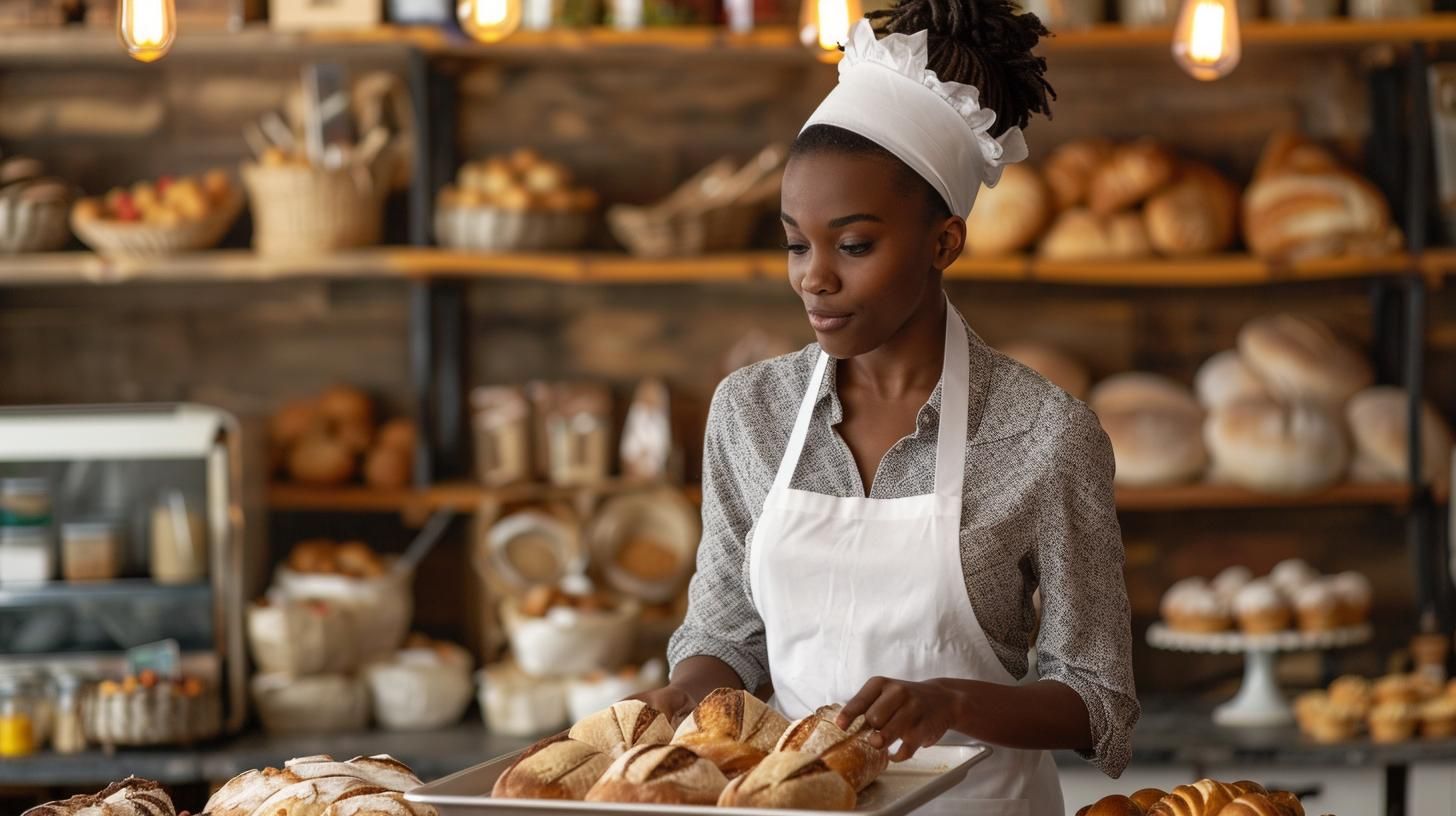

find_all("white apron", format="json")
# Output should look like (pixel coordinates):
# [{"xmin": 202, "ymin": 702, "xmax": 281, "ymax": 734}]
[{"xmin": 748, "ymin": 299, "xmax": 1063, "ymax": 816}]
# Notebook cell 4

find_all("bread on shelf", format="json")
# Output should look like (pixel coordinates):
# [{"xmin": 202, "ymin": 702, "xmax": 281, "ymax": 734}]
[
  {"xmin": 1044, "ymin": 138, "xmax": 1114, "ymax": 212},
  {"xmin": 1089, "ymin": 140, "xmax": 1177, "ymax": 216},
  {"xmin": 1194, "ymin": 350, "xmax": 1271, "ymax": 412},
  {"xmin": 999, "ymin": 342, "xmax": 1092, "ymax": 401},
  {"xmin": 1090, "ymin": 373, "xmax": 1207, "ymax": 487},
  {"xmin": 1346, "ymin": 386, "xmax": 1454, "ymax": 487},
  {"xmin": 584, "ymin": 744, "xmax": 729, "ymax": 805},
  {"xmin": 1237, "ymin": 313, "xmax": 1372, "ymax": 406},
  {"xmin": 1039, "ymin": 207, "xmax": 1152, "ymax": 261},
  {"xmin": 1143, "ymin": 162, "xmax": 1239, "ymax": 257},
  {"xmin": 965, "ymin": 163, "xmax": 1052, "ymax": 257},
  {"xmin": 491, "ymin": 735, "xmax": 613, "ymax": 800},
  {"xmin": 716, "ymin": 751, "xmax": 857, "ymax": 811},
  {"xmin": 1204, "ymin": 396, "xmax": 1349, "ymax": 494}
]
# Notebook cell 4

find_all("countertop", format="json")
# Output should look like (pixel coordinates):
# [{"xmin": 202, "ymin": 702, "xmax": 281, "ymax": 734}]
[{"xmin": 3, "ymin": 701, "xmax": 1456, "ymax": 787}]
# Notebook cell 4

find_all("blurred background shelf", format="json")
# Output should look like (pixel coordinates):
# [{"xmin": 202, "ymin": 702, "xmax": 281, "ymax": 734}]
[
  {"xmin": 0, "ymin": 579, "xmax": 210, "ymax": 608},
  {"xmin": 1113, "ymin": 482, "xmax": 1423, "ymax": 511}
]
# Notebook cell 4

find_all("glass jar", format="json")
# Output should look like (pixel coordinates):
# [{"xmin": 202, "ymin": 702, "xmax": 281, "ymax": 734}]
[
  {"xmin": 150, "ymin": 491, "xmax": 207, "ymax": 585},
  {"xmin": 62, "ymin": 521, "xmax": 122, "ymax": 582},
  {"xmin": 50, "ymin": 673, "xmax": 88, "ymax": 755},
  {"xmin": 0, "ymin": 676, "xmax": 37, "ymax": 758},
  {"xmin": 0, "ymin": 478, "xmax": 50, "ymax": 526},
  {"xmin": 0, "ymin": 527, "xmax": 55, "ymax": 584}
]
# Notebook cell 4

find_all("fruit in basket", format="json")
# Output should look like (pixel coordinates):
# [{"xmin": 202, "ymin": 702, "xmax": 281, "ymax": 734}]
[{"xmin": 73, "ymin": 169, "xmax": 236, "ymax": 228}]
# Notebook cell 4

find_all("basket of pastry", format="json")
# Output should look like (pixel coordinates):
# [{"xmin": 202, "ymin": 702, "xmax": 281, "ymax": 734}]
[
  {"xmin": 270, "ymin": 385, "xmax": 416, "ymax": 490},
  {"xmin": 242, "ymin": 147, "xmax": 389, "ymax": 256},
  {"xmin": 1074, "ymin": 778, "xmax": 1312, "ymax": 816},
  {"xmin": 70, "ymin": 170, "xmax": 241, "ymax": 260},
  {"xmin": 500, "ymin": 580, "xmax": 638, "ymax": 678},
  {"xmin": 0, "ymin": 154, "xmax": 73, "ymax": 254},
  {"xmin": 435, "ymin": 150, "xmax": 597, "ymax": 252},
  {"xmin": 607, "ymin": 144, "xmax": 786, "ymax": 258},
  {"xmin": 82, "ymin": 670, "xmax": 220, "ymax": 750},
  {"xmin": 365, "ymin": 633, "xmax": 476, "ymax": 732}
]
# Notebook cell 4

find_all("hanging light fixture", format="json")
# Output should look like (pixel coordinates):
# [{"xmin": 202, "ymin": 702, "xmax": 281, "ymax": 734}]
[
  {"xmin": 800, "ymin": 0, "xmax": 862, "ymax": 62},
  {"xmin": 458, "ymin": 0, "xmax": 522, "ymax": 43},
  {"xmin": 118, "ymin": 0, "xmax": 176, "ymax": 63},
  {"xmin": 1171, "ymin": 0, "xmax": 1241, "ymax": 81}
]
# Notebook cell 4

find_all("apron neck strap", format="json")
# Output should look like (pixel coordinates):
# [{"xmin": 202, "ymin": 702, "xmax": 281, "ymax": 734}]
[{"xmin": 771, "ymin": 295, "xmax": 972, "ymax": 499}]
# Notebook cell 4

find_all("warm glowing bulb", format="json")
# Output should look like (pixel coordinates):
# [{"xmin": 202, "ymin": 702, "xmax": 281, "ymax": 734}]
[
  {"xmin": 1171, "ymin": 0, "xmax": 1241, "ymax": 81},
  {"xmin": 118, "ymin": 0, "xmax": 175, "ymax": 63},
  {"xmin": 799, "ymin": 0, "xmax": 863, "ymax": 62},
  {"xmin": 458, "ymin": 0, "xmax": 521, "ymax": 43}
]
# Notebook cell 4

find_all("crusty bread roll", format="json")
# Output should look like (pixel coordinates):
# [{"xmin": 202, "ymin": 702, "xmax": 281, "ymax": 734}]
[
  {"xmin": 95, "ymin": 778, "xmax": 177, "ymax": 816},
  {"xmin": 1237, "ymin": 314, "xmax": 1372, "ymax": 405},
  {"xmin": 1144, "ymin": 162, "xmax": 1239, "ymax": 256},
  {"xmin": 569, "ymin": 701, "xmax": 675, "ymax": 758},
  {"xmin": 966, "ymin": 163, "xmax": 1051, "ymax": 256},
  {"xmin": 999, "ymin": 342, "xmax": 1092, "ymax": 400},
  {"xmin": 1204, "ymin": 397, "xmax": 1349, "ymax": 493},
  {"xmin": 717, "ymin": 752, "xmax": 856, "ymax": 811},
  {"xmin": 491, "ymin": 735, "xmax": 612, "ymax": 800},
  {"xmin": 1044, "ymin": 139, "xmax": 1114, "ymax": 211},
  {"xmin": 1090, "ymin": 372, "xmax": 1202, "ymax": 417},
  {"xmin": 283, "ymin": 755, "xmax": 425, "ymax": 791},
  {"xmin": 1039, "ymin": 208, "xmax": 1152, "ymax": 261},
  {"xmin": 773, "ymin": 704, "xmax": 888, "ymax": 793},
  {"xmin": 204, "ymin": 755, "xmax": 433, "ymax": 816},
  {"xmin": 288, "ymin": 433, "xmax": 357, "ymax": 485},
  {"xmin": 251, "ymin": 776, "xmax": 391, "ymax": 816},
  {"xmin": 672, "ymin": 689, "xmax": 789, "ymax": 779},
  {"xmin": 1089, "ymin": 140, "xmax": 1176, "ymax": 216},
  {"xmin": 1076, "ymin": 794, "xmax": 1143, "ymax": 816},
  {"xmin": 1345, "ymin": 386, "xmax": 1453, "ymax": 487},
  {"xmin": 324, "ymin": 791, "xmax": 434, "ymax": 816},
  {"xmin": 1098, "ymin": 409, "xmax": 1208, "ymax": 487},
  {"xmin": 584, "ymin": 745, "xmax": 728, "ymax": 805},
  {"xmin": 1194, "ymin": 350, "xmax": 1271, "ymax": 411},
  {"xmin": 205, "ymin": 768, "xmax": 303, "ymax": 816}
]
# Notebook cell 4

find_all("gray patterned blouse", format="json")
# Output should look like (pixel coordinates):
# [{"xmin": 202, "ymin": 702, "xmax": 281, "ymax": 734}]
[{"xmin": 666, "ymin": 317, "xmax": 1139, "ymax": 778}]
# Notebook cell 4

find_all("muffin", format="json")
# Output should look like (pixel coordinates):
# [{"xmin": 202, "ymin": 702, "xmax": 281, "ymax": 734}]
[
  {"xmin": 1373, "ymin": 674, "xmax": 1421, "ymax": 706},
  {"xmin": 1270, "ymin": 559, "xmax": 1319, "ymax": 596},
  {"xmin": 1299, "ymin": 694, "xmax": 1363, "ymax": 744},
  {"xmin": 1233, "ymin": 578, "xmax": 1293, "ymax": 634},
  {"xmin": 1292, "ymin": 582, "xmax": 1341, "ymax": 633},
  {"xmin": 1369, "ymin": 701, "xmax": 1419, "ymax": 744},
  {"xmin": 1327, "ymin": 675, "xmax": 1372, "ymax": 715},
  {"xmin": 1410, "ymin": 673, "xmax": 1444, "ymax": 703},
  {"xmin": 1328, "ymin": 571, "xmax": 1372, "ymax": 626},
  {"xmin": 1212, "ymin": 565, "xmax": 1253, "ymax": 602},
  {"xmin": 1160, "ymin": 578, "xmax": 1233, "ymax": 633},
  {"xmin": 1421, "ymin": 696, "xmax": 1456, "ymax": 739},
  {"xmin": 1293, "ymin": 690, "xmax": 1328, "ymax": 733}
]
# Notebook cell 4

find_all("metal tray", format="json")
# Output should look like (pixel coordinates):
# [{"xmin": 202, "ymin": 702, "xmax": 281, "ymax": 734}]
[{"xmin": 407, "ymin": 744, "xmax": 991, "ymax": 816}]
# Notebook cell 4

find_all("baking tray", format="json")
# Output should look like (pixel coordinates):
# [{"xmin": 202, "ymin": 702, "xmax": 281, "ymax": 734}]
[{"xmin": 407, "ymin": 744, "xmax": 991, "ymax": 816}]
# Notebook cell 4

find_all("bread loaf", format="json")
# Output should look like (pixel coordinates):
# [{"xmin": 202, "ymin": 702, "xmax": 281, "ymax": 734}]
[
  {"xmin": 1346, "ymin": 386, "xmax": 1453, "ymax": 487},
  {"xmin": 1204, "ymin": 397, "xmax": 1349, "ymax": 493},
  {"xmin": 284, "ymin": 754, "xmax": 426, "ymax": 791},
  {"xmin": 584, "ymin": 744, "xmax": 728, "ymax": 805},
  {"xmin": 1194, "ymin": 350, "xmax": 1270, "ymax": 411},
  {"xmin": 1089, "ymin": 140, "xmax": 1176, "ymax": 215},
  {"xmin": 205, "ymin": 767, "xmax": 304, "ymax": 816},
  {"xmin": 569, "ymin": 701, "xmax": 675, "ymax": 758},
  {"xmin": 323, "ymin": 791, "xmax": 435, "ymax": 816},
  {"xmin": 716, "ymin": 751, "xmax": 857, "ymax": 811},
  {"xmin": 774, "ymin": 704, "xmax": 888, "ymax": 792},
  {"xmin": 492, "ymin": 735, "xmax": 612, "ymax": 800},
  {"xmin": 1077, "ymin": 794, "xmax": 1143, "ymax": 816},
  {"xmin": 1039, "ymin": 208, "xmax": 1152, "ymax": 261},
  {"xmin": 965, "ymin": 163, "xmax": 1051, "ymax": 256},
  {"xmin": 1044, "ymin": 139, "xmax": 1114, "ymax": 211},
  {"xmin": 1237, "ymin": 314, "xmax": 1372, "ymax": 405},
  {"xmin": 1090, "ymin": 373, "xmax": 1203, "ymax": 417},
  {"xmin": 1144, "ymin": 162, "xmax": 1238, "ymax": 256},
  {"xmin": 95, "ymin": 779, "xmax": 176, "ymax": 816},
  {"xmin": 1000, "ymin": 343, "xmax": 1091, "ymax": 400},
  {"xmin": 22, "ymin": 795, "xmax": 119, "ymax": 816},
  {"xmin": 672, "ymin": 689, "xmax": 789, "ymax": 778},
  {"xmin": 1098, "ymin": 408, "xmax": 1208, "ymax": 486},
  {"xmin": 250, "ymin": 776, "xmax": 391, "ymax": 816}
]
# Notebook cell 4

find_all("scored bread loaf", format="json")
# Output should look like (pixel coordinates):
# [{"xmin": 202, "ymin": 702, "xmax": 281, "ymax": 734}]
[
  {"xmin": 1237, "ymin": 314, "xmax": 1372, "ymax": 405},
  {"xmin": 95, "ymin": 779, "xmax": 176, "ymax": 816},
  {"xmin": 1143, "ymin": 162, "xmax": 1239, "ymax": 256},
  {"xmin": 717, "ymin": 751, "xmax": 857, "ymax": 811},
  {"xmin": 1091, "ymin": 373, "xmax": 1207, "ymax": 487},
  {"xmin": 1089, "ymin": 140, "xmax": 1177, "ymax": 215},
  {"xmin": 1090, "ymin": 373, "xmax": 1202, "ymax": 417},
  {"xmin": 1043, "ymin": 139, "xmax": 1114, "ymax": 212},
  {"xmin": 323, "ymin": 791, "xmax": 435, "ymax": 816},
  {"xmin": 491, "ymin": 735, "xmax": 613, "ymax": 800},
  {"xmin": 249, "ymin": 776, "xmax": 392, "ymax": 816},
  {"xmin": 1000, "ymin": 342, "xmax": 1091, "ymax": 401},
  {"xmin": 1039, "ymin": 208, "xmax": 1152, "ymax": 261},
  {"xmin": 22, "ymin": 795, "xmax": 121, "ymax": 816},
  {"xmin": 284, "ymin": 755, "xmax": 425, "ymax": 791},
  {"xmin": 965, "ymin": 163, "xmax": 1052, "ymax": 257},
  {"xmin": 1194, "ymin": 350, "xmax": 1270, "ymax": 411},
  {"xmin": 672, "ymin": 689, "xmax": 790, "ymax": 779},
  {"xmin": 773, "ymin": 704, "xmax": 888, "ymax": 792},
  {"xmin": 205, "ymin": 767, "xmax": 305, "ymax": 816},
  {"xmin": 1346, "ymin": 386, "xmax": 1454, "ymax": 487},
  {"xmin": 584, "ymin": 744, "xmax": 728, "ymax": 805},
  {"xmin": 569, "ymin": 700, "xmax": 674, "ymax": 758},
  {"xmin": 1205, "ymin": 397, "xmax": 1349, "ymax": 493}
]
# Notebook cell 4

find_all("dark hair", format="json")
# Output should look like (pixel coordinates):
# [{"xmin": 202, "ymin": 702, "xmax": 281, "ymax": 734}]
[{"xmin": 790, "ymin": 0, "xmax": 1055, "ymax": 219}]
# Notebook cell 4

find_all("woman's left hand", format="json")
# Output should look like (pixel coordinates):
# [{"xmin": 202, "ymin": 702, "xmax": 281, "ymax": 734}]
[{"xmin": 837, "ymin": 676, "xmax": 961, "ymax": 762}]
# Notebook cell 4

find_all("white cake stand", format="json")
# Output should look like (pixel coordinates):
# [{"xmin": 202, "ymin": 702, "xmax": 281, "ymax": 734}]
[{"xmin": 1147, "ymin": 623, "xmax": 1373, "ymax": 727}]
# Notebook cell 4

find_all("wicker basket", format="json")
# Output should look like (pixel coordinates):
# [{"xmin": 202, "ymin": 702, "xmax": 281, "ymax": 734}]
[
  {"xmin": 608, "ymin": 201, "xmax": 766, "ymax": 258},
  {"xmin": 243, "ymin": 163, "xmax": 384, "ymax": 256},
  {"xmin": 0, "ymin": 188, "xmax": 71, "ymax": 254},
  {"xmin": 70, "ymin": 192, "xmax": 242, "ymax": 260},
  {"xmin": 435, "ymin": 204, "xmax": 591, "ymax": 253},
  {"xmin": 82, "ymin": 685, "xmax": 222, "ymax": 749}
]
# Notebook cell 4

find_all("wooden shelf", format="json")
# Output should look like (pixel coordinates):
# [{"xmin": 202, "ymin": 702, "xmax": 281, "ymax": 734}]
[
  {"xmin": 1115, "ymin": 481, "xmax": 1414, "ymax": 511},
  {"xmin": 0, "ymin": 248, "xmax": 1419, "ymax": 288},
  {"xmin": 1044, "ymin": 16, "xmax": 1456, "ymax": 51}
]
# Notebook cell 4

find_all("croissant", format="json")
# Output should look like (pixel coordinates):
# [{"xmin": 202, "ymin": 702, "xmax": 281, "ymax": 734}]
[
  {"xmin": 1131, "ymin": 788, "xmax": 1169, "ymax": 813},
  {"xmin": 1232, "ymin": 781, "xmax": 1269, "ymax": 797},
  {"xmin": 1077, "ymin": 794, "xmax": 1143, "ymax": 816},
  {"xmin": 1221, "ymin": 793, "xmax": 1288, "ymax": 816}
]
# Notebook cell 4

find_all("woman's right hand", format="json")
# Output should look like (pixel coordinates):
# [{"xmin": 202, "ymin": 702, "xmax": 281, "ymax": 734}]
[{"xmin": 627, "ymin": 684, "xmax": 697, "ymax": 726}]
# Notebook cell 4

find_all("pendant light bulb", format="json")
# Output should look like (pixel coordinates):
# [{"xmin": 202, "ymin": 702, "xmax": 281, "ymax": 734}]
[
  {"xmin": 799, "ymin": 0, "xmax": 862, "ymax": 62},
  {"xmin": 118, "ymin": 0, "xmax": 175, "ymax": 63},
  {"xmin": 458, "ymin": 0, "xmax": 522, "ymax": 43},
  {"xmin": 1171, "ymin": 0, "xmax": 1241, "ymax": 81}
]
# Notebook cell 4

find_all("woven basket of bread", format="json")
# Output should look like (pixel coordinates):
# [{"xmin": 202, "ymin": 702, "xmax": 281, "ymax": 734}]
[
  {"xmin": 609, "ymin": 145, "xmax": 786, "ymax": 258},
  {"xmin": 70, "ymin": 189, "xmax": 241, "ymax": 261},
  {"xmin": 242, "ymin": 162, "xmax": 384, "ymax": 256},
  {"xmin": 435, "ymin": 205, "xmax": 592, "ymax": 252},
  {"xmin": 436, "ymin": 150, "xmax": 598, "ymax": 253}
]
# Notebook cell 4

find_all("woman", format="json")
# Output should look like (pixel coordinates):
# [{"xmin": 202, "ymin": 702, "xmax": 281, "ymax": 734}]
[{"xmin": 637, "ymin": 2, "xmax": 1137, "ymax": 813}]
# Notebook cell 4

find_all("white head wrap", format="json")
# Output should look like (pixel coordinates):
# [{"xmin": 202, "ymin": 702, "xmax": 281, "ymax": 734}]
[{"xmin": 800, "ymin": 20, "xmax": 1029, "ymax": 218}]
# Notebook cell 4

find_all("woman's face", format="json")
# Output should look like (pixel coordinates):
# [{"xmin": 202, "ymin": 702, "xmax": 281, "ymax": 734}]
[{"xmin": 781, "ymin": 150, "xmax": 965, "ymax": 359}]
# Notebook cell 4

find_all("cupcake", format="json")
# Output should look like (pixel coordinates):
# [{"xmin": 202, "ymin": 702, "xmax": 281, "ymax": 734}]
[
  {"xmin": 1292, "ymin": 582, "xmax": 1341, "ymax": 633},
  {"xmin": 1271, "ymin": 558, "xmax": 1319, "ymax": 596},
  {"xmin": 1233, "ymin": 579, "xmax": 1293, "ymax": 634},
  {"xmin": 1421, "ymin": 696, "xmax": 1456, "ymax": 739},
  {"xmin": 1410, "ymin": 672, "xmax": 1444, "ymax": 703},
  {"xmin": 1328, "ymin": 571, "xmax": 1372, "ymax": 626},
  {"xmin": 1160, "ymin": 578, "xmax": 1232, "ymax": 633},
  {"xmin": 1328, "ymin": 675, "xmax": 1372, "ymax": 715},
  {"xmin": 1293, "ymin": 690, "xmax": 1329, "ymax": 733},
  {"xmin": 1299, "ymin": 694, "xmax": 1363, "ymax": 744},
  {"xmin": 1369, "ymin": 701, "xmax": 1419, "ymax": 744},
  {"xmin": 1373, "ymin": 674, "xmax": 1421, "ymax": 706},
  {"xmin": 1212, "ymin": 565, "xmax": 1253, "ymax": 602}
]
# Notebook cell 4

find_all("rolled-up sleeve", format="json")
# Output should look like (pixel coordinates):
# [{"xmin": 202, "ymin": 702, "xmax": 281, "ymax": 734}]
[
  {"xmin": 1033, "ymin": 402, "xmax": 1140, "ymax": 778},
  {"xmin": 667, "ymin": 378, "xmax": 770, "ymax": 692}
]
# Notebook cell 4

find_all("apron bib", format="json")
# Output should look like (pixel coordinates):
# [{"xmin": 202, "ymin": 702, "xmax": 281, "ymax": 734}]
[{"xmin": 748, "ymin": 297, "xmax": 1063, "ymax": 816}]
